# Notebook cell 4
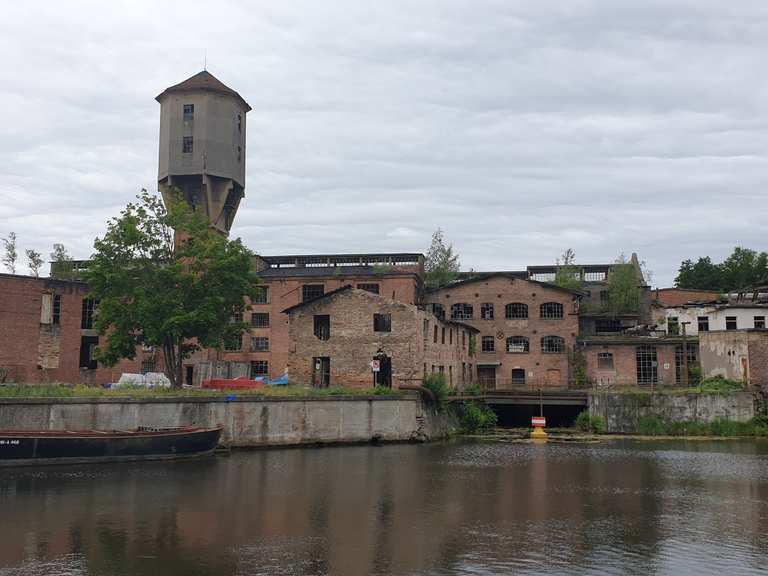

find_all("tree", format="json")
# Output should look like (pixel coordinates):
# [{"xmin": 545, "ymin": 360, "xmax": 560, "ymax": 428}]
[
  {"xmin": 554, "ymin": 248, "xmax": 582, "ymax": 291},
  {"xmin": 424, "ymin": 228, "xmax": 460, "ymax": 289},
  {"xmin": 674, "ymin": 247, "xmax": 768, "ymax": 291},
  {"xmin": 2, "ymin": 232, "xmax": 17, "ymax": 274},
  {"xmin": 50, "ymin": 243, "xmax": 75, "ymax": 279},
  {"xmin": 83, "ymin": 189, "xmax": 258, "ymax": 388},
  {"xmin": 25, "ymin": 249, "xmax": 43, "ymax": 277},
  {"xmin": 607, "ymin": 254, "xmax": 641, "ymax": 315}
]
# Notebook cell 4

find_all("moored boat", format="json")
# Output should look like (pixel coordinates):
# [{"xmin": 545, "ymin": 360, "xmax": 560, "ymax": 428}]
[{"xmin": 0, "ymin": 426, "xmax": 222, "ymax": 466}]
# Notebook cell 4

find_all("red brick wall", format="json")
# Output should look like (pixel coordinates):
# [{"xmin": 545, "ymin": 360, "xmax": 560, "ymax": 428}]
[
  {"xmin": 747, "ymin": 331, "xmax": 768, "ymax": 391},
  {"xmin": 584, "ymin": 342, "xmax": 679, "ymax": 388}
]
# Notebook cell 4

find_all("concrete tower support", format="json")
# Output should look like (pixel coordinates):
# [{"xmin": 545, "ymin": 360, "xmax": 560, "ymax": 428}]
[{"xmin": 156, "ymin": 71, "xmax": 251, "ymax": 234}]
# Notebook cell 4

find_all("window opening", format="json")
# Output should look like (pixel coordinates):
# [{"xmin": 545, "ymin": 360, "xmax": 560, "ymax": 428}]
[
  {"xmin": 357, "ymin": 283, "xmax": 380, "ymax": 294},
  {"xmin": 755, "ymin": 316, "xmax": 765, "ymax": 329},
  {"xmin": 636, "ymin": 345, "xmax": 658, "ymax": 385},
  {"xmin": 726, "ymin": 316, "xmax": 737, "ymax": 330},
  {"xmin": 251, "ymin": 360, "xmax": 269, "ymax": 379},
  {"xmin": 182, "ymin": 136, "xmax": 193, "ymax": 153},
  {"xmin": 597, "ymin": 352, "xmax": 614, "ymax": 370},
  {"xmin": 52, "ymin": 294, "xmax": 61, "ymax": 325},
  {"xmin": 302, "ymin": 284, "xmax": 325, "ymax": 302},
  {"xmin": 451, "ymin": 303, "xmax": 473, "ymax": 320},
  {"xmin": 314, "ymin": 315, "xmax": 330, "ymax": 340},
  {"xmin": 251, "ymin": 336, "xmax": 269, "ymax": 352},
  {"xmin": 541, "ymin": 335, "xmax": 565, "ymax": 353},
  {"xmin": 540, "ymin": 302, "xmax": 564, "ymax": 319},
  {"xmin": 511, "ymin": 368, "xmax": 526, "ymax": 386},
  {"xmin": 480, "ymin": 303, "xmax": 494, "ymax": 320},
  {"xmin": 481, "ymin": 336, "xmax": 495, "ymax": 353},
  {"xmin": 698, "ymin": 316, "xmax": 709, "ymax": 332},
  {"xmin": 505, "ymin": 303, "xmax": 528, "ymax": 319},
  {"xmin": 81, "ymin": 298, "xmax": 98, "ymax": 329},
  {"xmin": 251, "ymin": 312, "xmax": 269, "ymax": 328},
  {"xmin": 374, "ymin": 313, "xmax": 391, "ymax": 332},
  {"xmin": 506, "ymin": 336, "xmax": 529, "ymax": 353},
  {"xmin": 183, "ymin": 104, "xmax": 194, "ymax": 120}
]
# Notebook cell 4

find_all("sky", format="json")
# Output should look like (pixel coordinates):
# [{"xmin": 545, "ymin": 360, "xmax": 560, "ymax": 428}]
[{"xmin": 1, "ymin": 1, "xmax": 767, "ymax": 286}]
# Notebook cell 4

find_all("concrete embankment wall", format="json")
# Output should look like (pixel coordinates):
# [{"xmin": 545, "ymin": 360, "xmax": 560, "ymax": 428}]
[
  {"xmin": 0, "ymin": 395, "xmax": 452, "ymax": 447},
  {"xmin": 589, "ymin": 392, "xmax": 756, "ymax": 433}
]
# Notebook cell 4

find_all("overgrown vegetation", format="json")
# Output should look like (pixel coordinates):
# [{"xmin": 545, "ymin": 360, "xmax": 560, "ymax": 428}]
[
  {"xmin": 606, "ymin": 255, "xmax": 642, "ymax": 315},
  {"xmin": 675, "ymin": 247, "xmax": 768, "ymax": 292},
  {"xmin": 457, "ymin": 401, "xmax": 498, "ymax": 432},
  {"xmin": 637, "ymin": 415, "xmax": 768, "ymax": 437},
  {"xmin": 568, "ymin": 348, "xmax": 590, "ymax": 388},
  {"xmin": 554, "ymin": 248, "xmax": 582, "ymax": 291},
  {"xmin": 422, "ymin": 373, "xmax": 450, "ymax": 411},
  {"xmin": 575, "ymin": 411, "xmax": 605, "ymax": 433},
  {"xmin": 699, "ymin": 375, "xmax": 744, "ymax": 393},
  {"xmin": 424, "ymin": 228, "xmax": 460, "ymax": 289}
]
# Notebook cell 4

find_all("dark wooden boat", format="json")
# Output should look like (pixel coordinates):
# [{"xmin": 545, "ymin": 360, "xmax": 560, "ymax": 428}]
[{"xmin": 0, "ymin": 426, "xmax": 222, "ymax": 466}]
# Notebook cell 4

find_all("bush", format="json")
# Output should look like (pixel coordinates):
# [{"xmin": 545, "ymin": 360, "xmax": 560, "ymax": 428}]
[
  {"xmin": 373, "ymin": 385, "xmax": 396, "ymax": 396},
  {"xmin": 459, "ymin": 401, "xmax": 497, "ymax": 432},
  {"xmin": 638, "ymin": 416, "xmax": 667, "ymax": 436},
  {"xmin": 700, "ymin": 376, "xmax": 744, "ymax": 393},
  {"xmin": 575, "ymin": 411, "xmax": 605, "ymax": 434},
  {"xmin": 462, "ymin": 384, "xmax": 482, "ymax": 397},
  {"xmin": 423, "ymin": 373, "xmax": 450, "ymax": 411}
]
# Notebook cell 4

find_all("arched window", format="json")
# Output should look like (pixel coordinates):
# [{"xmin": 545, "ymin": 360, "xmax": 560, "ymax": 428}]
[
  {"xmin": 540, "ymin": 302, "xmax": 564, "ymax": 319},
  {"xmin": 505, "ymin": 302, "xmax": 528, "ymax": 319},
  {"xmin": 506, "ymin": 336, "xmax": 529, "ymax": 353},
  {"xmin": 451, "ymin": 303, "xmax": 473, "ymax": 320},
  {"xmin": 480, "ymin": 303, "xmax": 494, "ymax": 320},
  {"xmin": 541, "ymin": 335, "xmax": 565, "ymax": 353}
]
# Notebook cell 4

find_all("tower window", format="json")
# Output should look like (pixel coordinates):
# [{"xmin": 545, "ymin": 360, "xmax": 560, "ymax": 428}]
[
  {"xmin": 237, "ymin": 113, "xmax": 242, "ymax": 132},
  {"xmin": 183, "ymin": 104, "xmax": 194, "ymax": 120},
  {"xmin": 237, "ymin": 146, "xmax": 242, "ymax": 162},
  {"xmin": 182, "ymin": 137, "xmax": 193, "ymax": 154}
]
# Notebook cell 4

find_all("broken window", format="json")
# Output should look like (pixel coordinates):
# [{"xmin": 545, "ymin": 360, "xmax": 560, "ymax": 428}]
[
  {"xmin": 81, "ymin": 298, "xmax": 98, "ymax": 329},
  {"xmin": 357, "ymin": 283, "xmax": 380, "ymax": 294},
  {"xmin": 506, "ymin": 336, "xmax": 529, "ymax": 353},
  {"xmin": 511, "ymin": 368, "xmax": 526, "ymax": 386},
  {"xmin": 314, "ymin": 315, "xmax": 330, "ymax": 340},
  {"xmin": 430, "ymin": 303, "xmax": 445, "ymax": 320},
  {"xmin": 481, "ymin": 336, "xmax": 495, "ymax": 353},
  {"xmin": 252, "ymin": 286, "xmax": 269, "ymax": 304},
  {"xmin": 374, "ymin": 313, "xmax": 391, "ymax": 332},
  {"xmin": 698, "ymin": 316, "xmax": 709, "ymax": 332},
  {"xmin": 726, "ymin": 316, "xmax": 737, "ymax": 330},
  {"xmin": 636, "ymin": 345, "xmax": 658, "ymax": 385},
  {"xmin": 480, "ymin": 303, "xmax": 494, "ymax": 320},
  {"xmin": 183, "ymin": 104, "xmax": 194, "ymax": 120},
  {"xmin": 540, "ymin": 302, "xmax": 564, "ymax": 319},
  {"xmin": 52, "ymin": 294, "xmax": 61, "ymax": 325},
  {"xmin": 451, "ymin": 303, "xmax": 473, "ymax": 320},
  {"xmin": 541, "ymin": 336, "xmax": 565, "ymax": 353},
  {"xmin": 79, "ymin": 335, "xmax": 99, "ymax": 369},
  {"xmin": 755, "ymin": 316, "xmax": 765, "ymax": 329},
  {"xmin": 505, "ymin": 303, "xmax": 528, "ymax": 319},
  {"xmin": 667, "ymin": 316, "xmax": 679, "ymax": 335},
  {"xmin": 597, "ymin": 352, "xmax": 614, "ymax": 370},
  {"xmin": 251, "ymin": 312, "xmax": 269, "ymax": 328},
  {"xmin": 251, "ymin": 360, "xmax": 269, "ymax": 378},
  {"xmin": 251, "ymin": 336, "xmax": 269, "ymax": 351},
  {"xmin": 182, "ymin": 136, "xmax": 193, "ymax": 153},
  {"xmin": 595, "ymin": 318, "xmax": 622, "ymax": 333},
  {"xmin": 302, "ymin": 284, "xmax": 324, "ymax": 302}
]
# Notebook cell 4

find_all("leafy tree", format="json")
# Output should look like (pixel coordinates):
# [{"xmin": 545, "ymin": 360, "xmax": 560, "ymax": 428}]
[
  {"xmin": 2, "ymin": 232, "xmax": 17, "ymax": 274},
  {"xmin": 50, "ymin": 243, "xmax": 76, "ymax": 279},
  {"xmin": 607, "ymin": 254, "xmax": 641, "ymax": 315},
  {"xmin": 25, "ymin": 249, "xmax": 43, "ymax": 277},
  {"xmin": 675, "ymin": 247, "xmax": 768, "ymax": 291},
  {"xmin": 83, "ymin": 189, "xmax": 257, "ymax": 388},
  {"xmin": 554, "ymin": 248, "xmax": 582, "ymax": 291},
  {"xmin": 425, "ymin": 228, "xmax": 460, "ymax": 289}
]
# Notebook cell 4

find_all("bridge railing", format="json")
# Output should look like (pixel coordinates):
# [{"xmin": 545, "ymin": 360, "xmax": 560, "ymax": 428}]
[{"xmin": 476, "ymin": 377, "xmax": 592, "ymax": 393}]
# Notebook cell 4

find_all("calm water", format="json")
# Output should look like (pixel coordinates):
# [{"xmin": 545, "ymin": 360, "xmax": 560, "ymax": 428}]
[{"xmin": 1, "ymin": 439, "xmax": 768, "ymax": 576}]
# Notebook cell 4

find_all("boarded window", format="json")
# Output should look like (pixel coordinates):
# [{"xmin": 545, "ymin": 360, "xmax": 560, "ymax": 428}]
[
  {"xmin": 357, "ymin": 283, "xmax": 380, "ymax": 294},
  {"xmin": 40, "ymin": 293, "xmax": 53, "ymax": 324},
  {"xmin": 251, "ymin": 336, "xmax": 269, "ymax": 352},
  {"xmin": 540, "ymin": 302, "xmax": 563, "ymax": 319},
  {"xmin": 251, "ymin": 360, "xmax": 269, "ymax": 378},
  {"xmin": 314, "ymin": 315, "xmax": 330, "ymax": 340},
  {"xmin": 374, "ymin": 313, "xmax": 392, "ymax": 332},
  {"xmin": 480, "ymin": 303, "xmax": 494, "ymax": 320},
  {"xmin": 541, "ymin": 336, "xmax": 565, "ymax": 353},
  {"xmin": 302, "ymin": 284, "xmax": 325, "ymax": 302},
  {"xmin": 451, "ymin": 303, "xmax": 473, "ymax": 320},
  {"xmin": 481, "ymin": 336, "xmax": 495, "ymax": 353},
  {"xmin": 251, "ymin": 313, "xmax": 269, "ymax": 328},
  {"xmin": 597, "ymin": 352, "xmax": 614, "ymax": 370},
  {"xmin": 505, "ymin": 303, "xmax": 528, "ymax": 319},
  {"xmin": 81, "ymin": 298, "xmax": 98, "ymax": 329},
  {"xmin": 726, "ymin": 316, "xmax": 737, "ymax": 330},
  {"xmin": 252, "ymin": 286, "xmax": 269, "ymax": 304},
  {"xmin": 506, "ymin": 336, "xmax": 529, "ymax": 353}
]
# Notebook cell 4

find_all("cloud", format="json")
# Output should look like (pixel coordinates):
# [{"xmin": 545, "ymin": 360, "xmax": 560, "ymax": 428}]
[{"xmin": 1, "ymin": 1, "xmax": 767, "ymax": 285}]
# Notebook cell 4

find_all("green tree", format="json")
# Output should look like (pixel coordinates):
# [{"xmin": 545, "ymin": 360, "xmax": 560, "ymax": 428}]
[
  {"xmin": 25, "ymin": 249, "xmax": 43, "ymax": 277},
  {"xmin": 554, "ymin": 248, "xmax": 582, "ymax": 291},
  {"xmin": 83, "ymin": 189, "xmax": 257, "ymax": 388},
  {"xmin": 50, "ymin": 243, "xmax": 76, "ymax": 279},
  {"xmin": 425, "ymin": 228, "xmax": 460, "ymax": 289},
  {"xmin": 607, "ymin": 255, "xmax": 641, "ymax": 315},
  {"xmin": 675, "ymin": 256, "xmax": 724, "ymax": 291},
  {"xmin": 2, "ymin": 232, "xmax": 17, "ymax": 274},
  {"xmin": 675, "ymin": 247, "xmax": 768, "ymax": 291}
]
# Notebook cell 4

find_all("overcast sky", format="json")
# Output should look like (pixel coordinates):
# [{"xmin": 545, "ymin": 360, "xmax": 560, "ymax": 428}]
[{"xmin": 2, "ymin": 1, "xmax": 767, "ymax": 286}]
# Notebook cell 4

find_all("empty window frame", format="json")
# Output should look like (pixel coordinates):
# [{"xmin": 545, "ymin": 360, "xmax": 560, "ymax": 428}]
[
  {"xmin": 52, "ymin": 294, "xmax": 61, "ymax": 325},
  {"xmin": 451, "ymin": 303, "xmax": 473, "ymax": 320},
  {"xmin": 182, "ymin": 136, "xmax": 193, "ymax": 153},
  {"xmin": 374, "ymin": 313, "xmax": 391, "ymax": 332},
  {"xmin": 480, "ymin": 303, "xmax": 494, "ymax": 320},
  {"xmin": 251, "ymin": 312, "xmax": 269, "ymax": 328},
  {"xmin": 357, "ymin": 283, "xmax": 380, "ymax": 294},
  {"xmin": 505, "ymin": 302, "xmax": 528, "ymax": 319},
  {"xmin": 79, "ymin": 335, "xmax": 99, "ymax": 369},
  {"xmin": 431, "ymin": 303, "xmax": 446, "ymax": 320},
  {"xmin": 675, "ymin": 343, "xmax": 699, "ymax": 384},
  {"xmin": 597, "ymin": 352, "xmax": 614, "ymax": 370},
  {"xmin": 252, "ymin": 286, "xmax": 269, "ymax": 304},
  {"xmin": 726, "ymin": 316, "xmax": 738, "ymax": 330},
  {"xmin": 755, "ymin": 316, "xmax": 766, "ymax": 329},
  {"xmin": 81, "ymin": 298, "xmax": 98, "ymax": 329},
  {"xmin": 251, "ymin": 336, "xmax": 269, "ymax": 352},
  {"xmin": 302, "ymin": 284, "xmax": 325, "ymax": 302},
  {"xmin": 183, "ymin": 104, "xmax": 194, "ymax": 120},
  {"xmin": 481, "ymin": 336, "xmax": 495, "ymax": 353},
  {"xmin": 698, "ymin": 316, "xmax": 709, "ymax": 332},
  {"xmin": 314, "ymin": 315, "xmax": 330, "ymax": 340},
  {"xmin": 251, "ymin": 360, "xmax": 269, "ymax": 378},
  {"xmin": 541, "ymin": 335, "xmax": 565, "ymax": 353},
  {"xmin": 511, "ymin": 368, "xmax": 526, "ymax": 386},
  {"xmin": 595, "ymin": 318, "xmax": 622, "ymax": 333},
  {"xmin": 667, "ymin": 316, "xmax": 680, "ymax": 335},
  {"xmin": 506, "ymin": 336, "xmax": 529, "ymax": 353},
  {"xmin": 636, "ymin": 345, "xmax": 658, "ymax": 385},
  {"xmin": 540, "ymin": 302, "xmax": 564, "ymax": 319}
]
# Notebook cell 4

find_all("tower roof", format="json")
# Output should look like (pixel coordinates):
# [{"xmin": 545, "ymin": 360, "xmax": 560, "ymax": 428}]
[{"xmin": 156, "ymin": 70, "xmax": 251, "ymax": 111}]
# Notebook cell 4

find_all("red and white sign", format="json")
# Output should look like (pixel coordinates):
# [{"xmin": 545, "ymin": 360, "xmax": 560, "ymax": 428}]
[
  {"xmin": 370, "ymin": 360, "xmax": 380, "ymax": 372},
  {"xmin": 531, "ymin": 416, "xmax": 546, "ymax": 428}
]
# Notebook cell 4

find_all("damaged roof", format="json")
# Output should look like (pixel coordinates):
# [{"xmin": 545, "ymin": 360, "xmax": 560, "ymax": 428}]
[
  {"xmin": 428, "ymin": 272, "xmax": 585, "ymax": 296},
  {"xmin": 156, "ymin": 70, "xmax": 251, "ymax": 111}
]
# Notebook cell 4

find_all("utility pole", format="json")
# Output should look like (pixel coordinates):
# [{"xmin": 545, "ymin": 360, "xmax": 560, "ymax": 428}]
[{"xmin": 681, "ymin": 321, "xmax": 691, "ymax": 389}]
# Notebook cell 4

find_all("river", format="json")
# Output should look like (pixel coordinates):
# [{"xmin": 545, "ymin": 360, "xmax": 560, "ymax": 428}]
[{"xmin": 1, "ymin": 439, "xmax": 768, "ymax": 575}]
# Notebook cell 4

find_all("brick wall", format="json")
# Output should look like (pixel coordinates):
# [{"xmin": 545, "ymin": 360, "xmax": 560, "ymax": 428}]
[
  {"xmin": 747, "ymin": 331, "xmax": 768, "ymax": 391},
  {"xmin": 583, "ymin": 342, "xmax": 678, "ymax": 388}
]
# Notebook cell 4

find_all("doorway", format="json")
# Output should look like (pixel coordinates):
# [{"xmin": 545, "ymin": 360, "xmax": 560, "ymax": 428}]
[
  {"xmin": 312, "ymin": 357, "xmax": 331, "ymax": 388},
  {"xmin": 478, "ymin": 366, "xmax": 497, "ymax": 390},
  {"xmin": 374, "ymin": 354, "xmax": 392, "ymax": 388},
  {"xmin": 511, "ymin": 368, "xmax": 526, "ymax": 387}
]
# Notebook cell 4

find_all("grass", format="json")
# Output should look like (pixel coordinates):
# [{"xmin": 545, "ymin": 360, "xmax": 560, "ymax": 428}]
[
  {"xmin": 594, "ymin": 376, "xmax": 747, "ymax": 397},
  {"xmin": 0, "ymin": 383, "xmax": 404, "ymax": 399},
  {"xmin": 637, "ymin": 415, "xmax": 768, "ymax": 437}
]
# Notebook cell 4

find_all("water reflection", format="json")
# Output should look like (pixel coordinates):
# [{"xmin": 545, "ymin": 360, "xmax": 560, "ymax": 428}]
[{"xmin": 1, "ymin": 440, "xmax": 768, "ymax": 575}]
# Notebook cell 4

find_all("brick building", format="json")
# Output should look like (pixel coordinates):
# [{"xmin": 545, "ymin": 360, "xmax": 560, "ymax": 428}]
[
  {"xmin": 0, "ymin": 273, "xmax": 157, "ymax": 385},
  {"xmin": 424, "ymin": 273, "xmax": 581, "ymax": 389},
  {"xmin": 285, "ymin": 286, "xmax": 477, "ymax": 389}
]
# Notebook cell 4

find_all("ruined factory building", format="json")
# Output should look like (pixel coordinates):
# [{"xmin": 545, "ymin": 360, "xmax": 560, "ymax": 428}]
[{"xmin": 284, "ymin": 286, "xmax": 477, "ymax": 390}]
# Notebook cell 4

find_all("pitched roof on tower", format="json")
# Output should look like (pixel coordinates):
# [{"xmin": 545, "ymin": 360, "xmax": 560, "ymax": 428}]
[{"xmin": 156, "ymin": 70, "xmax": 251, "ymax": 111}]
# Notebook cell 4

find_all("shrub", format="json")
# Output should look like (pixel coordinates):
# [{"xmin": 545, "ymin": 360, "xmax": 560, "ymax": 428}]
[
  {"xmin": 463, "ymin": 384, "xmax": 482, "ymax": 397},
  {"xmin": 575, "ymin": 411, "xmax": 605, "ymax": 434},
  {"xmin": 423, "ymin": 373, "xmax": 450, "ymax": 411},
  {"xmin": 373, "ymin": 385, "xmax": 396, "ymax": 396},
  {"xmin": 459, "ymin": 401, "xmax": 497, "ymax": 432},
  {"xmin": 700, "ymin": 376, "xmax": 744, "ymax": 393},
  {"xmin": 638, "ymin": 416, "xmax": 667, "ymax": 436}
]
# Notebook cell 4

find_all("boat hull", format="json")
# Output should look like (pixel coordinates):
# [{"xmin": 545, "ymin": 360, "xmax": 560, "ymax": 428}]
[{"xmin": 0, "ymin": 427, "xmax": 222, "ymax": 467}]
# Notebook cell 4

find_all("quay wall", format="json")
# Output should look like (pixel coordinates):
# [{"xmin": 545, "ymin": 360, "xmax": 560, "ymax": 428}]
[
  {"xmin": 588, "ymin": 391, "xmax": 756, "ymax": 433},
  {"xmin": 0, "ymin": 396, "xmax": 452, "ymax": 447}
]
